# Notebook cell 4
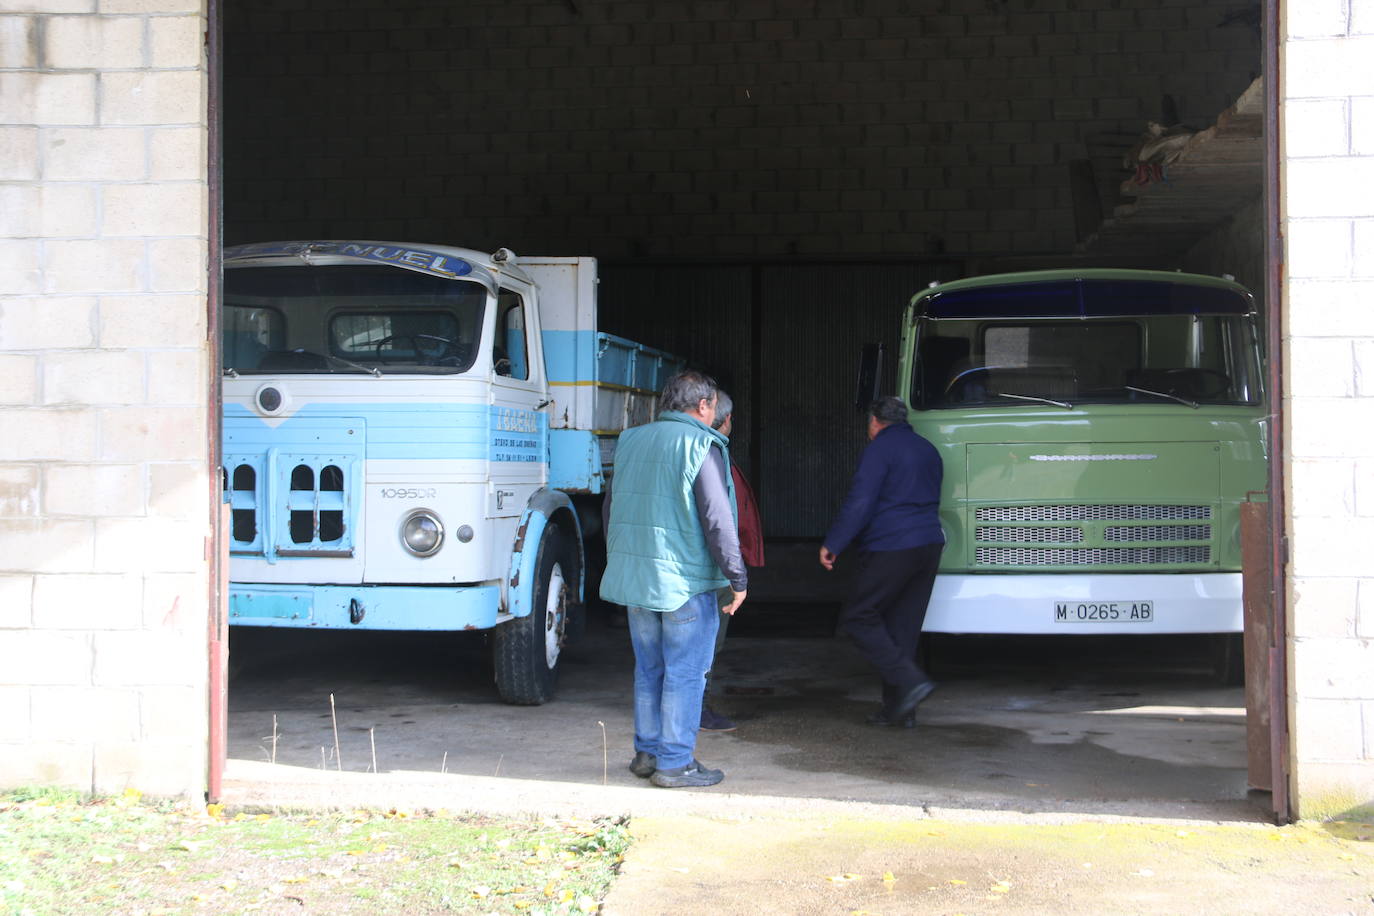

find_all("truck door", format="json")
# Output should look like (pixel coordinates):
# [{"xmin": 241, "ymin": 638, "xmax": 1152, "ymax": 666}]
[{"xmin": 489, "ymin": 282, "xmax": 549, "ymax": 518}]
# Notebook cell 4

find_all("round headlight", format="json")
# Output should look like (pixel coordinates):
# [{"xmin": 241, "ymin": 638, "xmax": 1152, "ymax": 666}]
[{"xmin": 400, "ymin": 510, "xmax": 444, "ymax": 557}]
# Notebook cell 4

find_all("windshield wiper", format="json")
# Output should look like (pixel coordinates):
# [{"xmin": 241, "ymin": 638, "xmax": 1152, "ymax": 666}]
[
  {"xmin": 323, "ymin": 353, "xmax": 382, "ymax": 378},
  {"xmin": 996, "ymin": 392, "xmax": 1073, "ymax": 410},
  {"xmin": 223, "ymin": 367, "xmax": 239, "ymax": 378},
  {"xmin": 1125, "ymin": 385, "xmax": 1198, "ymax": 409}
]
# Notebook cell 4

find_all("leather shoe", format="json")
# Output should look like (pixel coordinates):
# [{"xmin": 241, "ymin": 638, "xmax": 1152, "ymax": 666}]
[
  {"xmin": 628, "ymin": 751, "xmax": 656, "ymax": 778},
  {"xmin": 889, "ymin": 680, "xmax": 937, "ymax": 722}
]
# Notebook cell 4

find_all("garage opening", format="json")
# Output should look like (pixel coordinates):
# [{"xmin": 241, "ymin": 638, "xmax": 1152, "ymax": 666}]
[{"xmin": 217, "ymin": 0, "xmax": 1280, "ymax": 817}]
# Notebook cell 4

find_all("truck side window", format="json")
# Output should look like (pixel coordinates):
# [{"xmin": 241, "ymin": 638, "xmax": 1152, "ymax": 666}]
[{"xmin": 494, "ymin": 290, "xmax": 529, "ymax": 380}]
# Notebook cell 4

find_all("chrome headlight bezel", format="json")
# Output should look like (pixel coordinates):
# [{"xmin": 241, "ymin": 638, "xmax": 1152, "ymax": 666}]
[{"xmin": 400, "ymin": 509, "xmax": 444, "ymax": 557}]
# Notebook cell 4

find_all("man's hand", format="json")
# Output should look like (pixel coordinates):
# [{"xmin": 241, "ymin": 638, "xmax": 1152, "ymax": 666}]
[
  {"xmin": 819, "ymin": 546, "xmax": 837, "ymax": 571},
  {"xmin": 722, "ymin": 589, "xmax": 747, "ymax": 616}
]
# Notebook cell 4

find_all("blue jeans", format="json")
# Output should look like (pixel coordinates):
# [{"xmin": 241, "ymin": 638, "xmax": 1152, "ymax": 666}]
[{"xmin": 627, "ymin": 592, "xmax": 720, "ymax": 770}]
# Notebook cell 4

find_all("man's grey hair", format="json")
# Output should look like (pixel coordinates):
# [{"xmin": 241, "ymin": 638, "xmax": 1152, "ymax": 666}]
[
  {"xmin": 712, "ymin": 391, "xmax": 734, "ymax": 429},
  {"xmin": 869, "ymin": 396, "xmax": 909, "ymax": 425},
  {"xmin": 658, "ymin": 369, "xmax": 718, "ymax": 414}
]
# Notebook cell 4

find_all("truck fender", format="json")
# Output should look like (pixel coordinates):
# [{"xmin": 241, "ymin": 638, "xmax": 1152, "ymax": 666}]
[{"xmin": 506, "ymin": 488, "xmax": 584, "ymax": 619}]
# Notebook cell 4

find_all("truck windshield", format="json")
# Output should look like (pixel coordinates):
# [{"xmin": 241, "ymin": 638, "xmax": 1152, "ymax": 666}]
[
  {"xmin": 223, "ymin": 264, "xmax": 486, "ymax": 375},
  {"xmin": 913, "ymin": 313, "xmax": 1262, "ymax": 409}
]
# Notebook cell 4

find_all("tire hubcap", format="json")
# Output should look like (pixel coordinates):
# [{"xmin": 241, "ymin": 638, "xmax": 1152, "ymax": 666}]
[{"xmin": 544, "ymin": 563, "xmax": 567, "ymax": 669}]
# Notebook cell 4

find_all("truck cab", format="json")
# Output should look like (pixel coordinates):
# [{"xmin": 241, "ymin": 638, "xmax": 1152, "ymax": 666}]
[
  {"xmin": 221, "ymin": 241, "xmax": 682, "ymax": 703},
  {"xmin": 898, "ymin": 269, "xmax": 1267, "ymax": 644}
]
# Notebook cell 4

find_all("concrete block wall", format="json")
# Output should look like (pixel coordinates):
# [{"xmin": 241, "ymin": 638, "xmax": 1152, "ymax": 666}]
[
  {"xmin": 223, "ymin": 0, "xmax": 1258, "ymax": 260},
  {"xmin": 1283, "ymin": 2, "xmax": 1374, "ymax": 818},
  {"xmin": 0, "ymin": 0, "xmax": 211, "ymax": 798}
]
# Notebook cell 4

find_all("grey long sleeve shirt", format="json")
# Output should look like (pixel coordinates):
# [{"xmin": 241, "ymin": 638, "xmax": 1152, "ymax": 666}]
[
  {"xmin": 602, "ymin": 446, "xmax": 748, "ymax": 594},
  {"xmin": 694, "ymin": 448, "xmax": 748, "ymax": 593}
]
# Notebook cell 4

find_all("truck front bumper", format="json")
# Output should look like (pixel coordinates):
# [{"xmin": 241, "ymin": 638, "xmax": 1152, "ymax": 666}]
[
  {"xmin": 229, "ymin": 582, "xmax": 501, "ymax": 630},
  {"xmin": 922, "ymin": 572, "xmax": 1242, "ymax": 635}
]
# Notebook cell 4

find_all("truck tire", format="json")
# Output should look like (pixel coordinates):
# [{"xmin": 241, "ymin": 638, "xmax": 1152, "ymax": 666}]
[{"xmin": 493, "ymin": 523, "xmax": 577, "ymax": 705}]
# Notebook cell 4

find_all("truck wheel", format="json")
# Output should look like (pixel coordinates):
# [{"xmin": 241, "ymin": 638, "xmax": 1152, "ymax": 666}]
[{"xmin": 493, "ymin": 524, "xmax": 576, "ymax": 705}]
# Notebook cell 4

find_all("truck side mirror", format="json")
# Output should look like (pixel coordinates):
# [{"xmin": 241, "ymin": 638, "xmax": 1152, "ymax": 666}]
[{"xmin": 854, "ymin": 342, "xmax": 884, "ymax": 409}]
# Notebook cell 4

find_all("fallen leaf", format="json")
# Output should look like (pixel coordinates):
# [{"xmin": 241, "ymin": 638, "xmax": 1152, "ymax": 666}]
[
  {"xmin": 1338, "ymin": 853, "xmax": 1355, "ymax": 861},
  {"xmin": 948, "ymin": 878, "xmax": 967, "ymax": 886},
  {"xmin": 827, "ymin": 873, "xmax": 862, "ymax": 883},
  {"xmin": 1175, "ymin": 830, "xmax": 1192, "ymax": 838},
  {"xmin": 882, "ymin": 871, "xmax": 897, "ymax": 886},
  {"xmin": 1134, "ymin": 869, "xmax": 1155, "ymax": 878},
  {"xmin": 205, "ymin": 804, "xmax": 225, "ymax": 819},
  {"xmin": 92, "ymin": 855, "xmax": 115, "ymax": 865},
  {"xmin": 220, "ymin": 879, "xmax": 237, "ymax": 891},
  {"xmin": 577, "ymin": 896, "xmax": 597, "ymax": 913},
  {"xmin": 990, "ymin": 882, "xmax": 1012, "ymax": 893},
  {"xmin": 471, "ymin": 885, "xmax": 491, "ymax": 898}
]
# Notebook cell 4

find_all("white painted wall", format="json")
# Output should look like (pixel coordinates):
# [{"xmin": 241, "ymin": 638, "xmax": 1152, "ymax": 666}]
[
  {"xmin": 1283, "ymin": 0, "xmax": 1374, "ymax": 818},
  {"xmin": 0, "ymin": 0, "xmax": 211, "ymax": 799}
]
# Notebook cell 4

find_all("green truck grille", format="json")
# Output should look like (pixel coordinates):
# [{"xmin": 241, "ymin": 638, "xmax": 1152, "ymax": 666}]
[
  {"xmin": 975, "ymin": 504, "xmax": 1210, "ymax": 522},
  {"xmin": 973, "ymin": 504, "xmax": 1212, "ymax": 568}
]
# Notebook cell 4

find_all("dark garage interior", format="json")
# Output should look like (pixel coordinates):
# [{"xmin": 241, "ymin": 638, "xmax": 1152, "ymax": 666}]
[{"xmin": 221, "ymin": 0, "xmax": 1269, "ymax": 813}]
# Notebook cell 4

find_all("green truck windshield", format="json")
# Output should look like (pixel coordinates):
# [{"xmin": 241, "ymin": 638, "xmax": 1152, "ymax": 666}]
[{"xmin": 913, "ymin": 281, "xmax": 1262, "ymax": 409}]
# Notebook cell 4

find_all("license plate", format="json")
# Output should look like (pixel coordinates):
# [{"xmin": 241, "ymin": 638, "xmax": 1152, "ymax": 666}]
[{"xmin": 1054, "ymin": 600, "xmax": 1153, "ymax": 623}]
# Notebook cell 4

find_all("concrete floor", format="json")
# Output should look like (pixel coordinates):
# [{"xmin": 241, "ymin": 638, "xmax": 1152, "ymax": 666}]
[{"xmin": 226, "ymin": 605, "xmax": 1265, "ymax": 822}]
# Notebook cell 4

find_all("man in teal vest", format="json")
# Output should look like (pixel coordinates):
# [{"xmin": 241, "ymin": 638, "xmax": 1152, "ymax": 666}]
[{"xmin": 601, "ymin": 370, "xmax": 748, "ymax": 788}]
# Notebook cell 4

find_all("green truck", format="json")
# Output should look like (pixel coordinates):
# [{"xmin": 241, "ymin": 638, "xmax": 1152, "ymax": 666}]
[{"xmin": 898, "ymin": 269, "xmax": 1266, "ymax": 646}]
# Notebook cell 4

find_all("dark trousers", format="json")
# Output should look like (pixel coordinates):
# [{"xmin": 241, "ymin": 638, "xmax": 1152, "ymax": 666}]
[{"xmin": 840, "ymin": 543, "xmax": 943, "ymax": 692}]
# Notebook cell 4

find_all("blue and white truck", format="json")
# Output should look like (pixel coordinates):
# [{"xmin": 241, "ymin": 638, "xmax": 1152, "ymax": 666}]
[{"xmin": 220, "ymin": 241, "xmax": 684, "ymax": 703}]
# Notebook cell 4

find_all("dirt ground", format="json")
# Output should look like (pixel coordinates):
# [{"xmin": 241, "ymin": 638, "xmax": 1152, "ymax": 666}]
[
  {"xmin": 222, "ymin": 606, "xmax": 1365, "ymax": 914},
  {"xmin": 228, "ymin": 608, "xmax": 1260, "ymax": 820},
  {"xmin": 604, "ymin": 813, "xmax": 1374, "ymax": 916}
]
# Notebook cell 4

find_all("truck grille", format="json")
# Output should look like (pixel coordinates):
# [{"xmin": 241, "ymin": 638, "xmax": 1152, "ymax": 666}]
[
  {"xmin": 973, "ymin": 505, "xmax": 1213, "ymax": 568},
  {"xmin": 1103, "ymin": 524, "xmax": 1211, "ymax": 542},
  {"xmin": 975, "ymin": 526, "xmax": 1083, "ymax": 543},
  {"xmin": 975, "ymin": 546, "xmax": 1211, "ymax": 566},
  {"xmin": 976, "ymin": 504, "xmax": 1211, "ymax": 522},
  {"xmin": 223, "ymin": 456, "xmax": 356, "ymax": 557}
]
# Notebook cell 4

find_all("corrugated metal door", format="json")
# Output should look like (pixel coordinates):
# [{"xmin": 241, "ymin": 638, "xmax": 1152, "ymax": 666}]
[
  {"xmin": 597, "ymin": 265, "xmax": 755, "ymax": 475},
  {"xmin": 599, "ymin": 261, "xmax": 953, "ymax": 538},
  {"xmin": 758, "ymin": 264, "xmax": 948, "ymax": 536}
]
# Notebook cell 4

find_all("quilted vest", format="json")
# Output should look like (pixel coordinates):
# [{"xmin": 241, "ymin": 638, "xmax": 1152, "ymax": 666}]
[{"xmin": 599, "ymin": 411, "xmax": 734, "ymax": 612}]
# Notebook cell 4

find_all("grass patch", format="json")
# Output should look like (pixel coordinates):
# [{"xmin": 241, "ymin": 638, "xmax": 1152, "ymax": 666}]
[{"xmin": 0, "ymin": 788, "xmax": 629, "ymax": 914}]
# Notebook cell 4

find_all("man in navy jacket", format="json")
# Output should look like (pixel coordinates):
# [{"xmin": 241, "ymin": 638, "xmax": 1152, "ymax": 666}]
[{"xmin": 820, "ymin": 396, "xmax": 944, "ymax": 727}]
